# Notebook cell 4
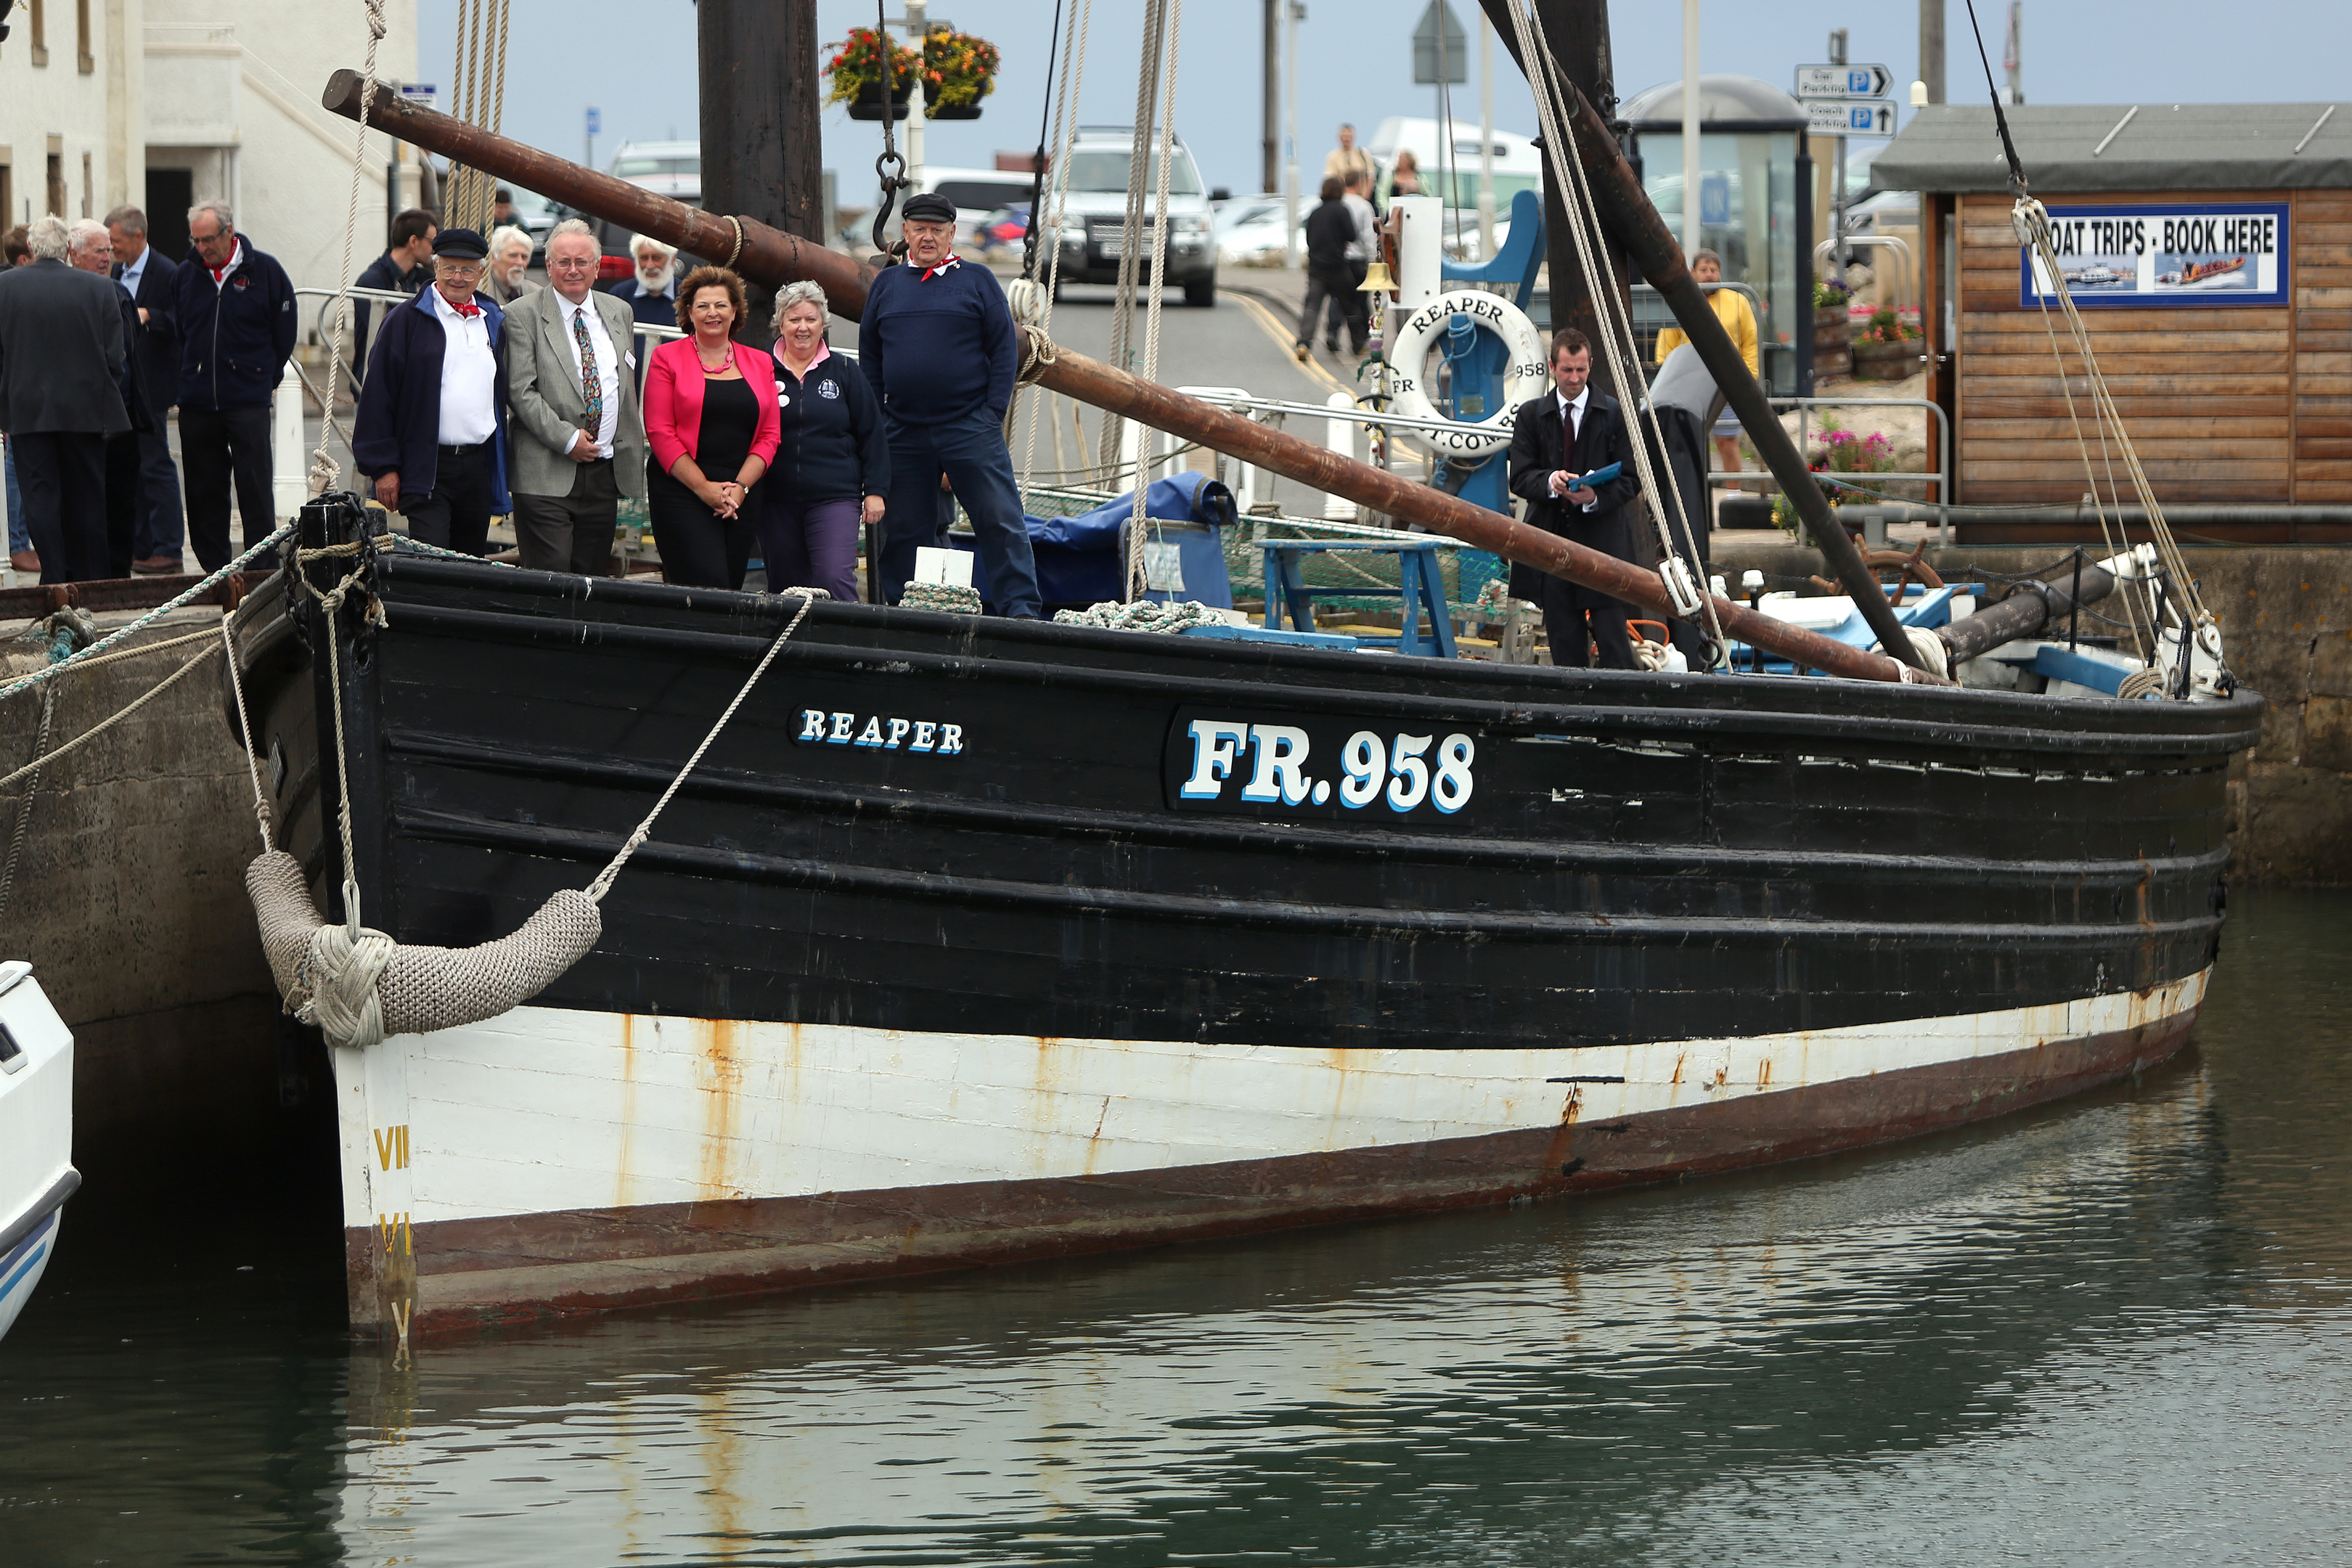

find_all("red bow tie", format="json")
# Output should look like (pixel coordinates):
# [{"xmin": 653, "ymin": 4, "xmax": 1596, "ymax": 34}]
[{"xmin": 449, "ymin": 298, "xmax": 483, "ymax": 319}]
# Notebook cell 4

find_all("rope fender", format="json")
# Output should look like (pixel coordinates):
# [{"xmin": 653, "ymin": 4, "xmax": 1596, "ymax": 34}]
[{"xmin": 246, "ymin": 849, "xmax": 600, "ymax": 1050}]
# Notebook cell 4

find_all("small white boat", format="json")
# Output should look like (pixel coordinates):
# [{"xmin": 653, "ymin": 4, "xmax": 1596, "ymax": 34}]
[{"xmin": 0, "ymin": 960, "xmax": 76, "ymax": 1344}]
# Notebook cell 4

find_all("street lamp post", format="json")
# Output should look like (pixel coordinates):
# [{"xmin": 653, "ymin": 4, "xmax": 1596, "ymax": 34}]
[{"xmin": 1283, "ymin": 0, "xmax": 1302, "ymax": 269}]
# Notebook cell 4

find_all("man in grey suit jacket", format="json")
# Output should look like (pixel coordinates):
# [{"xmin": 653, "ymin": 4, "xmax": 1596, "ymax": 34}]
[
  {"xmin": 0, "ymin": 217, "xmax": 132, "ymax": 584},
  {"xmin": 505, "ymin": 219, "xmax": 646, "ymax": 575}
]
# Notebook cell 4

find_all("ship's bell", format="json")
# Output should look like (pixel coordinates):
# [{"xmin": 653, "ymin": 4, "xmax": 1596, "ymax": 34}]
[{"xmin": 1358, "ymin": 259, "xmax": 1395, "ymax": 293}]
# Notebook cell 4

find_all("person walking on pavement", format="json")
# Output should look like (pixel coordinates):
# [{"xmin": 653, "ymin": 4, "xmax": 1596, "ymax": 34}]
[
  {"xmin": 1294, "ymin": 178, "xmax": 1357, "ymax": 362},
  {"xmin": 176, "ymin": 200, "xmax": 298, "ymax": 571},
  {"xmin": 1506, "ymin": 329, "xmax": 1643, "ymax": 671},
  {"xmin": 68, "ymin": 220, "xmax": 154, "ymax": 579},
  {"xmin": 354, "ymin": 208, "xmax": 439, "ymax": 383},
  {"xmin": 858, "ymin": 191, "xmax": 1040, "ymax": 618},
  {"xmin": 354, "ymin": 228, "xmax": 514, "ymax": 559},
  {"xmin": 1323, "ymin": 123, "xmax": 1373, "ymax": 188},
  {"xmin": 106, "ymin": 205, "xmax": 187, "ymax": 573},
  {"xmin": 503, "ymin": 219, "xmax": 645, "ymax": 576},
  {"xmin": 761, "ymin": 280, "xmax": 888, "ymax": 605},
  {"xmin": 1332, "ymin": 170, "xmax": 1378, "ymax": 354},
  {"xmin": 0, "ymin": 217, "xmax": 132, "ymax": 584}
]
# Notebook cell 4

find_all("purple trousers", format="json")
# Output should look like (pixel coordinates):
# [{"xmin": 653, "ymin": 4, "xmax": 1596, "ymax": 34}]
[{"xmin": 758, "ymin": 494, "xmax": 862, "ymax": 604}]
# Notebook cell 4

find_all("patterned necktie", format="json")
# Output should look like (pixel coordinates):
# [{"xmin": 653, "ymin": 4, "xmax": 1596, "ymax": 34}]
[{"xmin": 573, "ymin": 305, "xmax": 603, "ymax": 438}]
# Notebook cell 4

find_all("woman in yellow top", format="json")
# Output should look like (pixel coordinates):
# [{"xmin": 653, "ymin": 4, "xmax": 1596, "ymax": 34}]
[{"xmin": 1654, "ymin": 249, "xmax": 1758, "ymax": 485}]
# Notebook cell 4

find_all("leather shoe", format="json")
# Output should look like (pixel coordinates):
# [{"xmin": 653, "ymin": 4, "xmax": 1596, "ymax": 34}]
[
  {"xmin": 131, "ymin": 555, "xmax": 182, "ymax": 575},
  {"xmin": 9, "ymin": 550, "xmax": 38, "ymax": 573}
]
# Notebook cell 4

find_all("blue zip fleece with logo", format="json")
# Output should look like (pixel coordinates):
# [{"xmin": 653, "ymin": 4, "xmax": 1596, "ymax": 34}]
[
  {"xmin": 768, "ymin": 350, "xmax": 890, "ymax": 503},
  {"xmin": 173, "ymin": 235, "xmax": 298, "ymax": 412},
  {"xmin": 855, "ymin": 258, "xmax": 1017, "ymax": 425}
]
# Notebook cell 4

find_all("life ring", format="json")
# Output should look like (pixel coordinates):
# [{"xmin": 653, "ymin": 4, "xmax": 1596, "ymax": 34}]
[{"xmin": 1386, "ymin": 289, "xmax": 1551, "ymax": 460}]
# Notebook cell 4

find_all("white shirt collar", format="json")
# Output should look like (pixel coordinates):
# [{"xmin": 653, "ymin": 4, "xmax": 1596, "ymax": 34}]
[{"xmin": 1555, "ymin": 386, "xmax": 1590, "ymax": 417}]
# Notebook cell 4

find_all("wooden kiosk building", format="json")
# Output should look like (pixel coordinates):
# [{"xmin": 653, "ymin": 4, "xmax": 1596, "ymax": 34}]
[{"xmin": 1875, "ymin": 102, "xmax": 2352, "ymax": 540}]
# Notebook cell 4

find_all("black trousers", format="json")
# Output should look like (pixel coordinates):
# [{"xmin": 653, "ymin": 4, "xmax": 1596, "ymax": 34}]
[
  {"xmin": 132, "ymin": 417, "xmax": 185, "ymax": 560},
  {"xmin": 512, "ymin": 460, "xmax": 620, "ymax": 576},
  {"xmin": 104, "ymin": 431, "xmax": 142, "ymax": 579},
  {"xmin": 13, "ymin": 432, "xmax": 112, "ymax": 584},
  {"xmin": 647, "ymin": 474, "xmax": 751, "ymax": 589},
  {"xmin": 181, "ymin": 405, "xmax": 275, "ymax": 572},
  {"xmin": 1535, "ymin": 573, "xmax": 1638, "ymax": 671},
  {"xmin": 400, "ymin": 441, "xmax": 497, "ymax": 558}
]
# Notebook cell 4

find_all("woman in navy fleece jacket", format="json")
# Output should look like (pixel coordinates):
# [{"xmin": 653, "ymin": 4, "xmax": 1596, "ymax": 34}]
[{"xmin": 759, "ymin": 281, "xmax": 886, "ymax": 603}]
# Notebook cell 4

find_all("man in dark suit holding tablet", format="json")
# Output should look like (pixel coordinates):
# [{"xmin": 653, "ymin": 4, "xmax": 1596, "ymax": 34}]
[{"xmin": 1506, "ymin": 328, "xmax": 1643, "ymax": 670}]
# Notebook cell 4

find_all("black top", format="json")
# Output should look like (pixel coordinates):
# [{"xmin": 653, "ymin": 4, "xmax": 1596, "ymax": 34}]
[
  {"xmin": 650, "ymin": 375, "xmax": 759, "ymax": 505},
  {"xmin": 1305, "ymin": 197, "xmax": 1356, "ymax": 273},
  {"xmin": 764, "ymin": 350, "xmax": 889, "ymax": 505}
]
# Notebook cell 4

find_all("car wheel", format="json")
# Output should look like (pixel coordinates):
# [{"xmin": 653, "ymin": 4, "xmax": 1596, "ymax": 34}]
[{"xmin": 1183, "ymin": 275, "xmax": 1217, "ymax": 308}]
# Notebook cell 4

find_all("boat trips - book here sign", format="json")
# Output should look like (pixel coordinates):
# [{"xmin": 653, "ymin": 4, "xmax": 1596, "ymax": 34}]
[{"xmin": 2020, "ymin": 201, "xmax": 2289, "ymax": 308}]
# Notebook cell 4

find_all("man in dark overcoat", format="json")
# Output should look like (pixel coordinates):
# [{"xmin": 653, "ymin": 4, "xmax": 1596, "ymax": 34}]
[
  {"xmin": 68, "ymin": 219, "xmax": 157, "ymax": 579},
  {"xmin": 1506, "ymin": 328, "xmax": 1644, "ymax": 670},
  {"xmin": 354, "ymin": 227, "xmax": 513, "ymax": 557},
  {"xmin": 107, "ymin": 205, "xmax": 187, "ymax": 572},
  {"xmin": 0, "ymin": 216, "xmax": 131, "ymax": 584}
]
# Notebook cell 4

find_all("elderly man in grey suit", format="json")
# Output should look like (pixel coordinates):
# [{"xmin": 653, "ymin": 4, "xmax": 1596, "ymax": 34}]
[
  {"xmin": 504, "ymin": 218, "xmax": 646, "ymax": 575},
  {"xmin": 0, "ymin": 216, "xmax": 131, "ymax": 583}
]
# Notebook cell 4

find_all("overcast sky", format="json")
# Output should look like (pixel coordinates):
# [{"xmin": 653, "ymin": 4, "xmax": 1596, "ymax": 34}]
[{"xmin": 409, "ymin": 0, "xmax": 2344, "ymax": 200}]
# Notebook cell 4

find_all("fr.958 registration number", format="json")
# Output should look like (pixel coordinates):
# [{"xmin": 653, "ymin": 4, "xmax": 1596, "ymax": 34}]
[{"xmin": 1164, "ymin": 711, "xmax": 1477, "ymax": 820}]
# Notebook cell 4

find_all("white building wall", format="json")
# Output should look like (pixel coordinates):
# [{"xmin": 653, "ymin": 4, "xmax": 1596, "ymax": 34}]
[
  {"xmin": 0, "ymin": 0, "xmax": 144, "ymax": 229},
  {"xmin": 142, "ymin": 0, "xmax": 417, "ymax": 301}
]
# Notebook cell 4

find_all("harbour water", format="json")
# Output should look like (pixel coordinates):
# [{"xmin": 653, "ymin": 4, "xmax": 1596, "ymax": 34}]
[{"xmin": 4, "ymin": 889, "xmax": 2346, "ymax": 1566}]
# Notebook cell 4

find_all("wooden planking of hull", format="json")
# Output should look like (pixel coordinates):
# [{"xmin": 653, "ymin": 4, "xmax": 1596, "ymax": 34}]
[{"xmin": 235, "ymin": 544, "xmax": 2261, "ymax": 1335}]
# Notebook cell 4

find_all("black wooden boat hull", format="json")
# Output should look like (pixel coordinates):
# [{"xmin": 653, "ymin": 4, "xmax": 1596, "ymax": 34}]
[{"xmin": 234, "ymin": 548, "xmax": 2260, "ymax": 1334}]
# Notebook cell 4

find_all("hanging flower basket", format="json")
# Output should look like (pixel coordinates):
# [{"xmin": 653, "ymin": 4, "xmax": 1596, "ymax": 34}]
[
  {"xmin": 825, "ymin": 26, "xmax": 919, "ymax": 119},
  {"xmin": 921, "ymin": 26, "xmax": 999, "ymax": 118}
]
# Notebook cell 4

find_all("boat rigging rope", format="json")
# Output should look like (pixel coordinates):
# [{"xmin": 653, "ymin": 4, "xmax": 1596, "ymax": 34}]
[
  {"xmin": 1959, "ymin": 0, "xmax": 2213, "ymax": 682},
  {"xmin": 1017, "ymin": 0, "xmax": 1094, "ymax": 491},
  {"xmin": 1503, "ymin": 0, "xmax": 1724, "ymax": 656},
  {"xmin": 1099, "ymin": 0, "xmax": 1170, "ymax": 481},
  {"xmin": 304, "ymin": 0, "xmax": 388, "ymax": 500},
  {"xmin": 0, "ymin": 687, "xmax": 56, "ymax": 936},
  {"xmin": 1125, "ymin": 0, "xmax": 1185, "ymax": 603}
]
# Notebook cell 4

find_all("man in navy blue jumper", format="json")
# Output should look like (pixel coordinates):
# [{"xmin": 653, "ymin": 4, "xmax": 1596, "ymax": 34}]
[
  {"xmin": 174, "ymin": 200, "xmax": 298, "ymax": 571},
  {"xmin": 857, "ymin": 191, "xmax": 1041, "ymax": 618}
]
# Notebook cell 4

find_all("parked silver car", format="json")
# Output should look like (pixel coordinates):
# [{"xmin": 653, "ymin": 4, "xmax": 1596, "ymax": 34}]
[{"xmin": 1049, "ymin": 128, "xmax": 1217, "ymax": 306}]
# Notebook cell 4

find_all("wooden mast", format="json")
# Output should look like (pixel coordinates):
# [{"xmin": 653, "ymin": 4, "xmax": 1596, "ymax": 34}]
[{"xmin": 696, "ymin": 0, "xmax": 825, "ymax": 340}]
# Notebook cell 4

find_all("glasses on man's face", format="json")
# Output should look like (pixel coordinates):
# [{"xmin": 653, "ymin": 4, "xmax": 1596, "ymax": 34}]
[
  {"xmin": 192, "ymin": 229, "xmax": 226, "ymax": 248},
  {"xmin": 438, "ymin": 262, "xmax": 486, "ymax": 279},
  {"xmin": 549, "ymin": 256, "xmax": 597, "ymax": 272}
]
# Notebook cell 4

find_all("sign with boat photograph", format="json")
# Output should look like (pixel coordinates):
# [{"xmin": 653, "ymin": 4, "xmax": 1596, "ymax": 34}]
[{"xmin": 2020, "ymin": 201, "xmax": 2290, "ymax": 308}]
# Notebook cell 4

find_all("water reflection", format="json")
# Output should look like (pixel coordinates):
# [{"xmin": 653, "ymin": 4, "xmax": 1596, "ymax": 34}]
[{"xmin": 4, "ymin": 891, "xmax": 2346, "ymax": 1566}]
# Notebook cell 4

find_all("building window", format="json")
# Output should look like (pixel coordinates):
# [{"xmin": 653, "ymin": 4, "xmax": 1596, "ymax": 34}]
[
  {"xmin": 75, "ymin": 0, "xmax": 91, "ymax": 73},
  {"xmin": 0, "ymin": 166, "xmax": 12, "ymax": 230},
  {"xmin": 46, "ymin": 152, "xmax": 65, "ymax": 218},
  {"xmin": 81, "ymin": 151, "xmax": 92, "ymax": 218},
  {"xmin": 28, "ymin": 0, "xmax": 48, "ymax": 68}
]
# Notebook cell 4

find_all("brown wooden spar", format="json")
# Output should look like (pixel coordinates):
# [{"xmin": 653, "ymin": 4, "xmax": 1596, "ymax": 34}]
[{"xmin": 319, "ymin": 71, "xmax": 1942, "ymax": 687}]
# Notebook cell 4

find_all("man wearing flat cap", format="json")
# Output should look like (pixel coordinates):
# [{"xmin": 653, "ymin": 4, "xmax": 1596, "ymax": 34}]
[
  {"xmin": 858, "ymin": 189, "xmax": 1040, "ymax": 618},
  {"xmin": 355, "ymin": 227, "xmax": 514, "ymax": 557}
]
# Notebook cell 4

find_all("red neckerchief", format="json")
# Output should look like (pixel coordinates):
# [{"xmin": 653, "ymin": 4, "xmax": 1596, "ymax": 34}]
[
  {"xmin": 916, "ymin": 254, "xmax": 962, "ymax": 281},
  {"xmin": 440, "ymin": 290, "xmax": 483, "ymax": 319},
  {"xmin": 208, "ymin": 239, "xmax": 242, "ymax": 285}
]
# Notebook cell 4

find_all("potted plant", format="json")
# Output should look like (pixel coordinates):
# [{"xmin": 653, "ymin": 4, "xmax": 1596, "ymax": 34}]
[
  {"xmin": 825, "ymin": 26, "xmax": 918, "ymax": 121},
  {"xmin": 1850, "ymin": 307, "xmax": 1924, "ymax": 381},
  {"xmin": 921, "ymin": 26, "xmax": 999, "ymax": 120},
  {"xmin": 1812, "ymin": 276, "xmax": 1853, "ymax": 379}
]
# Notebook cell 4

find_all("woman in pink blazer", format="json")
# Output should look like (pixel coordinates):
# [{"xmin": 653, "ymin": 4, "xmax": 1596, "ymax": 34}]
[{"xmin": 642, "ymin": 266, "xmax": 782, "ymax": 589}]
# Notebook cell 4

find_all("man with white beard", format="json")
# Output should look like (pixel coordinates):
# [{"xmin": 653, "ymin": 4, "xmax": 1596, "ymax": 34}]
[
  {"xmin": 605, "ymin": 234, "xmax": 677, "ymax": 330},
  {"xmin": 486, "ymin": 226, "xmax": 536, "ymax": 306}
]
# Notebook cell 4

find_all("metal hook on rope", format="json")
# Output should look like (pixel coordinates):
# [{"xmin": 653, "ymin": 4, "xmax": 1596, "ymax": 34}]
[{"xmin": 867, "ymin": 0, "xmax": 910, "ymax": 266}]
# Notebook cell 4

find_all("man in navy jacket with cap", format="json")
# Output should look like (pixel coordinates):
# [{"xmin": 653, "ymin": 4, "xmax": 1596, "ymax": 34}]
[
  {"xmin": 857, "ymin": 190, "xmax": 1040, "ymax": 618},
  {"xmin": 354, "ymin": 228, "xmax": 512, "ymax": 558}
]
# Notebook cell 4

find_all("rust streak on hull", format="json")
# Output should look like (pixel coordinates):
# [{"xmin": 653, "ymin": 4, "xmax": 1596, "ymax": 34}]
[{"xmin": 387, "ymin": 1008, "xmax": 2197, "ymax": 1339}]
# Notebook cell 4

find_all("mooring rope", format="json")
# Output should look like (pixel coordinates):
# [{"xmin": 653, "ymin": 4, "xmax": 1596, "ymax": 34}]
[{"xmin": 0, "ymin": 685, "xmax": 57, "ymax": 936}]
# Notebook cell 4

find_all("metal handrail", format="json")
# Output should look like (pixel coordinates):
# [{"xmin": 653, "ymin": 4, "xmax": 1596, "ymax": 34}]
[
  {"xmin": 1709, "ymin": 393, "xmax": 1951, "ymax": 542},
  {"xmin": 1814, "ymin": 234, "xmax": 1916, "ymax": 307}
]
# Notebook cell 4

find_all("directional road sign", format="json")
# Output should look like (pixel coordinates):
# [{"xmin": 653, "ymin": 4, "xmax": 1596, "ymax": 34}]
[
  {"xmin": 1412, "ymin": 0, "xmax": 1467, "ymax": 86},
  {"xmin": 1805, "ymin": 98, "xmax": 1897, "ymax": 137},
  {"xmin": 1794, "ymin": 64, "xmax": 1893, "ymax": 99}
]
